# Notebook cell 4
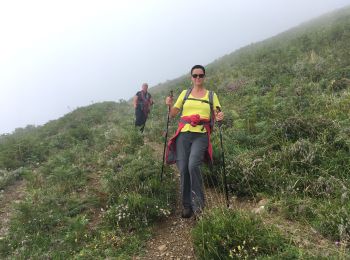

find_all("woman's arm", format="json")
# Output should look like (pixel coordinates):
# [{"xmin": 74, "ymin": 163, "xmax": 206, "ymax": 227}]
[{"xmin": 169, "ymin": 107, "xmax": 180, "ymax": 118}]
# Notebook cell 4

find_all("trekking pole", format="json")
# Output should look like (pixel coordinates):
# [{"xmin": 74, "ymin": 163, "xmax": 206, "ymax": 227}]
[
  {"xmin": 216, "ymin": 106, "xmax": 229, "ymax": 208},
  {"xmin": 161, "ymin": 90, "xmax": 173, "ymax": 181}
]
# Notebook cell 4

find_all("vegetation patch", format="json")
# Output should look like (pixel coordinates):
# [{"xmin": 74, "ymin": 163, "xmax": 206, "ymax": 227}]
[{"xmin": 192, "ymin": 209, "xmax": 302, "ymax": 259}]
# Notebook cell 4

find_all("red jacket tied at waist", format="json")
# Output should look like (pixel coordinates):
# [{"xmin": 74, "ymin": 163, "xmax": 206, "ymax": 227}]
[
  {"xmin": 165, "ymin": 115, "xmax": 213, "ymax": 165},
  {"xmin": 188, "ymin": 114, "xmax": 201, "ymax": 127}
]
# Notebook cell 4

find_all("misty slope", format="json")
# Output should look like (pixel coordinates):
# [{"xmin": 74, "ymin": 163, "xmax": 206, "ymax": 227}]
[
  {"xmin": 149, "ymin": 5, "xmax": 350, "ymax": 258},
  {"xmin": 1, "ymin": 5, "xmax": 350, "ymax": 259},
  {"xmin": 153, "ymin": 6, "xmax": 350, "ymax": 96}
]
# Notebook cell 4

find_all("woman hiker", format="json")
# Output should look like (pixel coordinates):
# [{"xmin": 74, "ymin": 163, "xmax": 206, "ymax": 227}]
[{"xmin": 165, "ymin": 65, "xmax": 224, "ymax": 218}]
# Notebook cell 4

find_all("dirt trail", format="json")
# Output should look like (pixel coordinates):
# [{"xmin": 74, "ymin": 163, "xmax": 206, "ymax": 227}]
[
  {"xmin": 0, "ymin": 179, "xmax": 26, "ymax": 238},
  {"xmin": 140, "ymin": 138, "xmax": 197, "ymax": 259},
  {"xmin": 137, "ymin": 174, "xmax": 230, "ymax": 259},
  {"xmin": 138, "ymin": 183, "xmax": 197, "ymax": 259}
]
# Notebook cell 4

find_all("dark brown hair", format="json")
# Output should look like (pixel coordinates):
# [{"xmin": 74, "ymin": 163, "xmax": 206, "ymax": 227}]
[{"xmin": 190, "ymin": 65, "xmax": 205, "ymax": 75}]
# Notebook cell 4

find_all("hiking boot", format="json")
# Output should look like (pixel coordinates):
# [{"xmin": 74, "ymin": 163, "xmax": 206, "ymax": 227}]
[
  {"xmin": 181, "ymin": 208, "xmax": 193, "ymax": 218},
  {"xmin": 193, "ymin": 208, "xmax": 203, "ymax": 221}
]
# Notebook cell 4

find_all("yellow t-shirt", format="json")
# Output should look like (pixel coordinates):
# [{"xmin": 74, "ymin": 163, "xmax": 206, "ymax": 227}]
[{"xmin": 174, "ymin": 89, "xmax": 221, "ymax": 133}]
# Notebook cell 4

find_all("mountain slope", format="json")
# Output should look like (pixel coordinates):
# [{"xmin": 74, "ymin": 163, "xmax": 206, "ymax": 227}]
[
  {"xmin": 149, "ymin": 5, "xmax": 350, "ymax": 258},
  {"xmin": 1, "ymin": 6, "xmax": 350, "ymax": 259}
]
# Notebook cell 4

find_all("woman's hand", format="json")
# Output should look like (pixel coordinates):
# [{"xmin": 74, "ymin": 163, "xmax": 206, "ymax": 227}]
[{"xmin": 215, "ymin": 111, "xmax": 224, "ymax": 121}]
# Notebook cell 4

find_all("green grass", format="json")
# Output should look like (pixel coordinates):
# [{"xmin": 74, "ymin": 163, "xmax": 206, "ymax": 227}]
[
  {"xmin": 192, "ymin": 209, "xmax": 302, "ymax": 259},
  {"xmin": 0, "ymin": 168, "xmax": 26, "ymax": 190},
  {"xmin": 0, "ymin": 103, "xmax": 177, "ymax": 259}
]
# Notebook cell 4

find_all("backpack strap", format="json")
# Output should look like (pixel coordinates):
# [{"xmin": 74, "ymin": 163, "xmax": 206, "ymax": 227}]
[
  {"xmin": 208, "ymin": 90, "xmax": 214, "ymax": 130},
  {"xmin": 180, "ymin": 88, "xmax": 193, "ymax": 117}
]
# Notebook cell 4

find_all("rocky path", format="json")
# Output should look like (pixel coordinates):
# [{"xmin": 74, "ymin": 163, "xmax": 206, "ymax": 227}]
[
  {"xmin": 0, "ymin": 179, "xmax": 26, "ymax": 238},
  {"xmin": 138, "ymin": 195, "xmax": 197, "ymax": 259},
  {"xmin": 137, "ymin": 176, "xmax": 229, "ymax": 260}
]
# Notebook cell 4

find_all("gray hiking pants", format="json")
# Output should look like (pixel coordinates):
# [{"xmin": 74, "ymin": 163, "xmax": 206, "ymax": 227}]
[{"xmin": 176, "ymin": 132, "xmax": 208, "ymax": 213}]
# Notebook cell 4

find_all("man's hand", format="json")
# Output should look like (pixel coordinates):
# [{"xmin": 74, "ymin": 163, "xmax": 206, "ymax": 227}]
[{"xmin": 165, "ymin": 96, "xmax": 173, "ymax": 107}]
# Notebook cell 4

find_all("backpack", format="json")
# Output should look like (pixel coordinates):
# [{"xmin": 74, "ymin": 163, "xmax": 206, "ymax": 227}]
[
  {"xmin": 180, "ymin": 88, "xmax": 215, "ymax": 130},
  {"xmin": 137, "ymin": 91, "xmax": 152, "ymax": 114}
]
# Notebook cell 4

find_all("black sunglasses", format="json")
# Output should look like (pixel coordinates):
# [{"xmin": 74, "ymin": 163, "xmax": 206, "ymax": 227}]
[{"xmin": 192, "ymin": 74, "xmax": 205, "ymax": 79}]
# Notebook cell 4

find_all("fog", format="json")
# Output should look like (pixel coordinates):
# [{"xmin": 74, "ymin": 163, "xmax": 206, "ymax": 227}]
[{"xmin": 1, "ymin": 0, "xmax": 349, "ymax": 134}]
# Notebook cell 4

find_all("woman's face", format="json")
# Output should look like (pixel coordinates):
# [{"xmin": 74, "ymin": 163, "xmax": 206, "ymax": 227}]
[{"xmin": 191, "ymin": 68, "xmax": 205, "ymax": 87}]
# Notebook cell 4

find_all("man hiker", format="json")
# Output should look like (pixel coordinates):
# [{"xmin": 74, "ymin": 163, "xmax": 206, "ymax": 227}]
[{"xmin": 133, "ymin": 83, "xmax": 154, "ymax": 132}]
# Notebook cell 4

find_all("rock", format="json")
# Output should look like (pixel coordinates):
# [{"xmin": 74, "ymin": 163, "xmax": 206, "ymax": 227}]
[
  {"xmin": 257, "ymin": 198, "xmax": 268, "ymax": 207},
  {"xmin": 252, "ymin": 205, "xmax": 265, "ymax": 214},
  {"xmin": 158, "ymin": 244, "xmax": 167, "ymax": 251}
]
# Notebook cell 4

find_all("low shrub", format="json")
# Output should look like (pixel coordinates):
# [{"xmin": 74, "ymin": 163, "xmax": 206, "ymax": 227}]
[
  {"xmin": 103, "ymin": 145, "xmax": 176, "ymax": 230},
  {"xmin": 0, "ymin": 168, "xmax": 26, "ymax": 190},
  {"xmin": 272, "ymin": 197, "xmax": 317, "ymax": 221},
  {"xmin": 313, "ymin": 202, "xmax": 350, "ymax": 243},
  {"xmin": 192, "ymin": 208, "xmax": 301, "ymax": 259},
  {"xmin": 224, "ymin": 152, "xmax": 275, "ymax": 197},
  {"xmin": 276, "ymin": 116, "xmax": 338, "ymax": 142}
]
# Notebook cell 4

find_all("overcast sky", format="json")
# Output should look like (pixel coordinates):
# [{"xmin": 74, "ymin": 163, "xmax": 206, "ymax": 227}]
[{"xmin": 1, "ymin": 0, "xmax": 349, "ymax": 134}]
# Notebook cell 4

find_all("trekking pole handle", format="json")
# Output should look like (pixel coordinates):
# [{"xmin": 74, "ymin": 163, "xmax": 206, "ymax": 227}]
[
  {"xmin": 166, "ymin": 90, "xmax": 174, "ymax": 110},
  {"xmin": 216, "ymin": 106, "xmax": 223, "ymax": 127}
]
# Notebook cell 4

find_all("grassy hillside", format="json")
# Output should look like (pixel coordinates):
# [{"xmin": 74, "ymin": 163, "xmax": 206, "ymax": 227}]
[
  {"xmin": 150, "ymin": 6, "xmax": 350, "ymax": 258},
  {"xmin": 0, "ymin": 102, "xmax": 177, "ymax": 258},
  {"xmin": 1, "ymin": 5, "xmax": 350, "ymax": 259}
]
